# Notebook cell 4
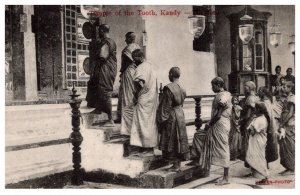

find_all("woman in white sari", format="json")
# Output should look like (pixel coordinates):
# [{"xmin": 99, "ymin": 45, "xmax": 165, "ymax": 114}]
[{"xmin": 246, "ymin": 102, "xmax": 269, "ymax": 181}]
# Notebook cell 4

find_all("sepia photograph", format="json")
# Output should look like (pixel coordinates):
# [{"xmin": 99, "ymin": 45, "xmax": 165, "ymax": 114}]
[{"xmin": 3, "ymin": 1, "xmax": 297, "ymax": 190}]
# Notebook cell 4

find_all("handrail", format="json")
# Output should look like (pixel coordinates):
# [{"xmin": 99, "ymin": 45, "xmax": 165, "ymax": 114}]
[{"xmin": 186, "ymin": 94, "xmax": 215, "ymax": 99}]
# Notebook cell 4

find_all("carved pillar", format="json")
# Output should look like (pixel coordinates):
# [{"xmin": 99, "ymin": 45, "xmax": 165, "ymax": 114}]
[
  {"xmin": 194, "ymin": 97, "xmax": 202, "ymax": 130},
  {"xmin": 69, "ymin": 82, "xmax": 83, "ymax": 185}
]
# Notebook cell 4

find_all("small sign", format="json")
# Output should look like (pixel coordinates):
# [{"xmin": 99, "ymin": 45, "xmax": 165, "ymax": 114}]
[
  {"xmin": 78, "ymin": 17, "xmax": 91, "ymax": 42},
  {"xmin": 78, "ymin": 53, "xmax": 90, "ymax": 80}
]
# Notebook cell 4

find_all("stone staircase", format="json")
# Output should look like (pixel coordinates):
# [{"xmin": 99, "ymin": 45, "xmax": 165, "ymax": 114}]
[
  {"xmin": 5, "ymin": 98, "xmax": 213, "ymax": 188},
  {"xmin": 81, "ymin": 113, "xmax": 168, "ymax": 180},
  {"xmin": 80, "ymin": 112, "xmax": 209, "ymax": 188}
]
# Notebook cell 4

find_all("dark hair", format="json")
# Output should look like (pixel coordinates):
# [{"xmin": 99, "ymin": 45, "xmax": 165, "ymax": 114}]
[
  {"xmin": 132, "ymin": 49, "xmax": 144, "ymax": 58},
  {"xmin": 211, "ymin": 77, "xmax": 225, "ymax": 88},
  {"xmin": 169, "ymin": 67, "xmax": 181, "ymax": 79},
  {"xmin": 258, "ymin": 86, "xmax": 273, "ymax": 100},
  {"xmin": 255, "ymin": 103, "xmax": 270, "ymax": 123},
  {"xmin": 125, "ymin": 32, "xmax": 135, "ymax": 38},
  {"xmin": 231, "ymin": 95, "xmax": 240, "ymax": 104},
  {"xmin": 99, "ymin": 24, "xmax": 110, "ymax": 33},
  {"xmin": 287, "ymin": 68, "xmax": 293, "ymax": 72},
  {"xmin": 275, "ymin": 65, "xmax": 281, "ymax": 70},
  {"xmin": 280, "ymin": 77, "xmax": 286, "ymax": 81}
]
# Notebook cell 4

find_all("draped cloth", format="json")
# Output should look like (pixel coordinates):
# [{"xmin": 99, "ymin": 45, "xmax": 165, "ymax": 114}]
[
  {"xmin": 119, "ymin": 43, "xmax": 140, "ymax": 135},
  {"xmin": 130, "ymin": 62, "xmax": 159, "ymax": 147},
  {"xmin": 120, "ymin": 64, "xmax": 136, "ymax": 135},
  {"xmin": 240, "ymin": 94, "xmax": 259, "ymax": 162},
  {"xmin": 86, "ymin": 37, "xmax": 117, "ymax": 111},
  {"xmin": 157, "ymin": 82, "xmax": 189, "ymax": 161},
  {"xmin": 246, "ymin": 115, "xmax": 269, "ymax": 179},
  {"xmin": 279, "ymin": 94, "xmax": 295, "ymax": 171},
  {"xmin": 229, "ymin": 105, "xmax": 242, "ymax": 160},
  {"xmin": 117, "ymin": 43, "xmax": 141, "ymax": 119},
  {"xmin": 198, "ymin": 91, "xmax": 232, "ymax": 169},
  {"xmin": 262, "ymin": 99, "xmax": 279, "ymax": 163}
]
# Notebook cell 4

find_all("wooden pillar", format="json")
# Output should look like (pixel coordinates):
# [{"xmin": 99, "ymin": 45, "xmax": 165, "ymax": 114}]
[
  {"xmin": 69, "ymin": 82, "xmax": 83, "ymax": 185},
  {"xmin": 194, "ymin": 97, "xmax": 202, "ymax": 130}
]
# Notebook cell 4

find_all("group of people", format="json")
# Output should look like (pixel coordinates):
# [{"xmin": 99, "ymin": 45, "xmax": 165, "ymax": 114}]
[
  {"xmin": 190, "ymin": 77, "xmax": 295, "ymax": 185},
  {"xmin": 86, "ymin": 24, "xmax": 295, "ymax": 185},
  {"xmin": 85, "ymin": 25, "xmax": 189, "ymax": 170}
]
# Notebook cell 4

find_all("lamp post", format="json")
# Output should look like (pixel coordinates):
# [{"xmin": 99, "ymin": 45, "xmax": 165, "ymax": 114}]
[
  {"xmin": 269, "ymin": 6, "xmax": 282, "ymax": 48},
  {"xmin": 288, "ymin": 35, "xmax": 295, "ymax": 69}
]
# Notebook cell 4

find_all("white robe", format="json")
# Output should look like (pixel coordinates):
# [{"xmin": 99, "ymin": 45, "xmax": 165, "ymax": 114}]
[
  {"xmin": 130, "ymin": 61, "xmax": 159, "ymax": 147},
  {"xmin": 246, "ymin": 116, "xmax": 269, "ymax": 178}
]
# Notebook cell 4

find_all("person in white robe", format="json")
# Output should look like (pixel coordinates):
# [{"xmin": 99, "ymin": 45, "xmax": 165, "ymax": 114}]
[{"xmin": 130, "ymin": 49, "xmax": 159, "ymax": 155}]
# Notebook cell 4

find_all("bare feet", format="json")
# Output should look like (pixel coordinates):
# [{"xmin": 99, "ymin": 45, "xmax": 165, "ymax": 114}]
[
  {"xmin": 215, "ymin": 177, "xmax": 230, "ymax": 186},
  {"xmin": 280, "ymin": 170, "xmax": 294, "ymax": 176},
  {"xmin": 89, "ymin": 109, "xmax": 102, "ymax": 114},
  {"xmin": 186, "ymin": 160, "xmax": 199, "ymax": 166},
  {"xmin": 167, "ymin": 165, "xmax": 181, "ymax": 172},
  {"xmin": 102, "ymin": 119, "xmax": 115, "ymax": 127},
  {"xmin": 167, "ymin": 161, "xmax": 181, "ymax": 172}
]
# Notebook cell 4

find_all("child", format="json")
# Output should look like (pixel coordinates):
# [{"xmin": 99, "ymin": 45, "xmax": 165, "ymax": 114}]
[{"xmin": 229, "ymin": 96, "xmax": 242, "ymax": 160}]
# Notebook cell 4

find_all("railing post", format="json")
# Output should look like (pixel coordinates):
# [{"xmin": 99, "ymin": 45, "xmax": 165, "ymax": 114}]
[
  {"xmin": 69, "ymin": 81, "xmax": 83, "ymax": 185},
  {"xmin": 194, "ymin": 97, "xmax": 202, "ymax": 130}
]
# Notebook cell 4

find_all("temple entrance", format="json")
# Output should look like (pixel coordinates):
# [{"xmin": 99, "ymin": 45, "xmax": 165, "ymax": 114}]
[{"xmin": 34, "ymin": 5, "xmax": 64, "ymax": 98}]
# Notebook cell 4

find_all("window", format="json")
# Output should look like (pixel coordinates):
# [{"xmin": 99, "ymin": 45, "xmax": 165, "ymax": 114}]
[
  {"xmin": 242, "ymin": 43, "xmax": 253, "ymax": 71},
  {"xmin": 254, "ymin": 30, "xmax": 264, "ymax": 71}
]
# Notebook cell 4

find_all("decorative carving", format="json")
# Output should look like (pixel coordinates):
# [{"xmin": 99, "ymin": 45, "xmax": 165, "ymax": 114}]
[
  {"xmin": 69, "ymin": 81, "xmax": 83, "ymax": 185},
  {"xmin": 194, "ymin": 97, "xmax": 202, "ymax": 130}
]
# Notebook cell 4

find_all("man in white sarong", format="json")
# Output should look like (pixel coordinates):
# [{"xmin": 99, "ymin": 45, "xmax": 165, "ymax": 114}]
[
  {"xmin": 130, "ymin": 49, "xmax": 159, "ymax": 155},
  {"xmin": 119, "ymin": 32, "xmax": 141, "ymax": 135}
]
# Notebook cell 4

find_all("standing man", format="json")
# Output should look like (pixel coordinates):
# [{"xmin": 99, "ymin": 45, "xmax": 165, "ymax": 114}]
[
  {"xmin": 89, "ymin": 24, "xmax": 117, "ymax": 127},
  {"xmin": 157, "ymin": 67, "xmax": 189, "ymax": 172},
  {"xmin": 284, "ymin": 68, "xmax": 295, "ymax": 94},
  {"xmin": 130, "ymin": 49, "xmax": 159, "ymax": 156},
  {"xmin": 272, "ymin": 65, "xmax": 283, "ymax": 88},
  {"xmin": 119, "ymin": 32, "xmax": 141, "ymax": 135},
  {"xmin": 198, "ymin": 77, "xmax": 232, "ymax": 185},
  {"xmin": 284, "ymin": 68, "xmax": 295, "ymax": 84}
]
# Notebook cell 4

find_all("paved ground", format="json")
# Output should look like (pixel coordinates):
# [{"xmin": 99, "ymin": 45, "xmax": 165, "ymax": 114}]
[{"xmin": 175, "ymin": 159, "xmax": 294, "ymax": 189}]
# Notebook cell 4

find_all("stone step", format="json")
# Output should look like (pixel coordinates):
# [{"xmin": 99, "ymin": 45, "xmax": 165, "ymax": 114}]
[
  {"xmin": 64, "ymin": 181, "xmax": 133, "ymax": 189},
  {"xmin": 81, "ymin": 125, "xmax": 169, "ymax": 178},
  {"xmin": 139, "ymin": 161, "xmax": 209, "ymax": 188}
]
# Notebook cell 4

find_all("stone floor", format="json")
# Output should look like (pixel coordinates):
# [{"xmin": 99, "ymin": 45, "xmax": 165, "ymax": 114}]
[{"xmin": 175, "ymin": 159, "xmax": 294, "ymax": 189}]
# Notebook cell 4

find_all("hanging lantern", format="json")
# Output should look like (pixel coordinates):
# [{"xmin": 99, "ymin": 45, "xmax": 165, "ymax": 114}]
[
  {"xmin": 288, "ymin": 35, "xmax": 295, "ymax": 54},
  {"xmin": 269, "ymin": 7, "xmax": 282, "ymax": 47},
  {"xmin": 269, "ymin": 26, "xmax": 282, "ymax": 47},
  {"xmin": 80, "ymin": 5, "xmax": 103, "ymax": 20},
  {"xmin": 188, "ymin": 15, "xmax": 206, "ymax": 38},
  {"xmin": 239, "ymin": 6, "xmax": 253, "ymax": 44},
  {"xmin": 239, "ymin": 24, "xmax": 254, "ymax": 44}
]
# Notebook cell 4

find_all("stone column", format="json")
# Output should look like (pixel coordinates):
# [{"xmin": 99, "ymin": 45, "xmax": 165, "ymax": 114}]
[
  {"xmin": 11, "ymin": 5, "xmax": 38, "ymax": 101},
  {"xmin": 23, "ymin": 5, "xmax": 38, "ymax": 101}
]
